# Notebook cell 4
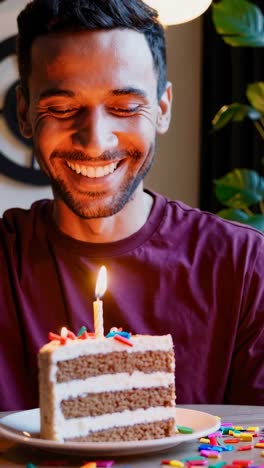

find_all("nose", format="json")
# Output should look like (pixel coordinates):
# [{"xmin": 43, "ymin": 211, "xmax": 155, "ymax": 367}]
[{"xmin": 72, "ymin": 108, "xmax": 118, "ymax": 157}]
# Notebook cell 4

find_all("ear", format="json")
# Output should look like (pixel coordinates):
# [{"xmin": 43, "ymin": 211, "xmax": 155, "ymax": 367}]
[
  {"xmin": 156, "ymin": 81, "xmax": 173, "ymax": 135},
  {"xmin": 16, "ymin": 85, "xmax": 33, "ymax": 139}
]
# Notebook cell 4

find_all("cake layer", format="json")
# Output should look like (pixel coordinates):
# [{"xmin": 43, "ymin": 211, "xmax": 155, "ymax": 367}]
[
  {"xmin": 61, "ymin": 384, "xmax": 175, "ymax": 418},
  {"xmin": 65, "ymin": 418, "xmax": 176, "ymax": 442},
  {"xmin": 45, "ymin": 406, "xmax": 175, "ymax": 441},
  {"xmin": 53, "ymin": 371, "xmax": 175, "ymax": 400},
  {"xmin": 56, "ymin": 350, "xmax": 174, "ymax": 382},
  {"xmin": 40, "ymin": 334, "xmax": 174, "ymax": 363}
]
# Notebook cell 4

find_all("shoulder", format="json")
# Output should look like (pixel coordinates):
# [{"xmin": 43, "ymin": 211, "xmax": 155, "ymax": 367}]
[
  {"xmin": 0, "ymin": 199, "xmax": 51, "ymax": 238},
  {"xmin": 170, "ymin": 196, "xmax": 263, "ymax": 236},
  {"xmin": 150, "ymin": 190, "xmax": 264, "ymax": 255}
]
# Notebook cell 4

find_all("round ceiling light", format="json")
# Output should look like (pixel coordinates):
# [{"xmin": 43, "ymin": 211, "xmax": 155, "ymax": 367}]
[{"xmin": 145, "ymin": 0, "xmax": 213, "ymax": 25}]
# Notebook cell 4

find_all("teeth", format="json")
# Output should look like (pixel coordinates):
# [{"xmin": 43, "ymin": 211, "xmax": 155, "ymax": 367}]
[
  {"xmin": 87, "ymin": 166, "xmax": 95, "ymax": 178},
  {"xmin": 80, "ymin": 166, "xmax": 87, "ymax": 176},
  {"xmin": 67, "ymin": 161, "xmax": 118, "ymax": 178},
  {"xmin": 95, "ymin": 167, "xmax": 104, "ymax": 178}
]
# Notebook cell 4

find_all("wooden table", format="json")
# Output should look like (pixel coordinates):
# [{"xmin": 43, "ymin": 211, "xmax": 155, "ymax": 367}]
[{"xmin": 0, "ymin": 405, "xmax": 264, "ymax": 467}]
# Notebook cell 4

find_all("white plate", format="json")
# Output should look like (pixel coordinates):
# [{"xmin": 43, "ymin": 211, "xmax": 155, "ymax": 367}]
[{"xmin": 0, "ymin": 407, "xmax": 220, "ymax": 456}]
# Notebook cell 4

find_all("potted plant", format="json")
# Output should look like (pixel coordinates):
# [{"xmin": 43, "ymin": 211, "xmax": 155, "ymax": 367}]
[{"xmin": 211, "ymin": 0, "xmax": 264, "ymax": 231}]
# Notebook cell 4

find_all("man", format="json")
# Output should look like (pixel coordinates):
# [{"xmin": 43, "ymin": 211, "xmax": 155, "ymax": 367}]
[{"xmin": 0, "ymin": 0, "xmax": 263, "ymax": 411}]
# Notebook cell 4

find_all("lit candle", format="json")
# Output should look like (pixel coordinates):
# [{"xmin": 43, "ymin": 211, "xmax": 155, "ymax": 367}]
[{"xmin": 93, "ymin": 266, "xmax": 107, "ymax": 338}]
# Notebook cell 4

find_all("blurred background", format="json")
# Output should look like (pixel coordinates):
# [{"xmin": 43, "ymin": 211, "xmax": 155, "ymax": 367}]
[{"xmin": 0, "ymin": 0, "xmax": 263, "ymax": 222}]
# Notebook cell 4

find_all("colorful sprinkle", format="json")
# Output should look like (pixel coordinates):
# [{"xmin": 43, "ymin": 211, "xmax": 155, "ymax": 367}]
[
  {"xmin": 222, "ymin": 465, "xmax": 239, "ymax": 468},
  {"xmin": 223, "ymin": 439, "xmax": 240, "ymax": 444},
  {"xmin": 200, "ymin": 450, "xmax": 220, "ymax": 458},
  {"xmin": 48, "ymin": 332, "xmax": 67, "ymax": 345},
  {"xmin": 198, "ymin": 445, "xmax": 224, "ymax": 452},
  {"xmin": 208, "ymin": 463, "xmax": 227, "ymax": 468},
  {"xmin": 113, "ymin": 334, "xmax": 133, "ymax": 346},
  {"xmin": 169, "ymin": 462, "xmax": 185, "ymax": 467},
  {"xmin": 240, "ymin": 434, "xmax": 253, "ymax": 441},
  {"xmin": 189, "ymin": 465, "xmax": 207, "ymax": 468},
  {"xmin": 80, "ymin": 331, "xmax": 90, "ymax": 339},
  {"xmin": 232, "ymin": 460, "xmax": 254, "ymax": 466},
  {"xmin": 67, "ymin": 330, "xmax": 77, "ymax": 339},
  {"xmin": 176, "ymin": 425, "xmax": 194, "ymax": 434},
  {"xmin": 208, "ymin": 436, "xmax": 218, "ymax": 446},
  {"xmin": 106, "ymin": 330, "xmax": 131, "ymax": 338},
  {"xmin": 77, "ymin": 326, "xmax": 87, "ymax": 337},
  {"xmin": 237, "ymin": 445, "xmax": 254, "ymax": 451}
]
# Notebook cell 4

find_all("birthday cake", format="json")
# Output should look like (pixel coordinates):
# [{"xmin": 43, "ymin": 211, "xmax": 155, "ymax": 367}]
[{"xmin": 38, "ymin": 329, "xmax": 176, "ymax": 442}]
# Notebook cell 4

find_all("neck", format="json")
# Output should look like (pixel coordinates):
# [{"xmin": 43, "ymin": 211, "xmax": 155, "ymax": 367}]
[{"xmin": 52, "ymin": 185, "xmax": 153, "ymax": 243}]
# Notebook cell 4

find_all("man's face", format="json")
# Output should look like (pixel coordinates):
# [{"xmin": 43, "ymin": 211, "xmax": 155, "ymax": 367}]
[{"xmin": 17, "ymin": 29, "xmax": 171, "ymax": 218}]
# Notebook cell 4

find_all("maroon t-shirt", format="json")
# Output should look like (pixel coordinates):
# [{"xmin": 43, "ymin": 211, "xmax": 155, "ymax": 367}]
[{"xmin": 1, "ymin": 190, "xmax": 264, "ymax": 410}]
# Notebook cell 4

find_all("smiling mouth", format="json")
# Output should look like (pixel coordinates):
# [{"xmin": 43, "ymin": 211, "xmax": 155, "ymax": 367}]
[{"xmin": 66, "ymin": 161, "xmax": 119, "ymax": 178}]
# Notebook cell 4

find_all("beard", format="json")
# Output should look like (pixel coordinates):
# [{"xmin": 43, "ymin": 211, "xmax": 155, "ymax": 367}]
[{"xmin": 35, "ymin": 145, "xmax": 155, "ymax": 219}]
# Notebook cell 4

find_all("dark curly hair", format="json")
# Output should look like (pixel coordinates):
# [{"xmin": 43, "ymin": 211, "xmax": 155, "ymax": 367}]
[{"xmin": 17, "ymin": 0, "xmax": 167, "ymax": 101}]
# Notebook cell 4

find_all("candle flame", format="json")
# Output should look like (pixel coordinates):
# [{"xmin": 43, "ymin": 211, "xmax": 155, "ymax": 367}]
[
  {"xmin": 60, "ymin": 326, "xmax": 68, "ymax": 338},
  {"xmin": 95, "ymin": 266, "xmax": 107, "ymax": 299}
]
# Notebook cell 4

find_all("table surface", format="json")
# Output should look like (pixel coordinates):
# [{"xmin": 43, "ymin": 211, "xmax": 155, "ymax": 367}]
[{"xmin": 0, "ymin": 405, "xmax": 264, "ymax": 467}]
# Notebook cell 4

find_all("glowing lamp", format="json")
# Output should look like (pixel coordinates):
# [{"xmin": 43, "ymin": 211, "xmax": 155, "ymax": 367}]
[{"xmin": 145, "ymin": 0, "xmax": 212, "ymax": 25}]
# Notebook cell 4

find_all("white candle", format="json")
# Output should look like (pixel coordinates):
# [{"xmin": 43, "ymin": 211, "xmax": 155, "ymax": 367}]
[
  {"xmin": 93, "ymin": 297, "xmax": 104, "ymax": 337},
  {"xmin": 93, "ymin": 266, "xmax": 107, "ymax": 338}
]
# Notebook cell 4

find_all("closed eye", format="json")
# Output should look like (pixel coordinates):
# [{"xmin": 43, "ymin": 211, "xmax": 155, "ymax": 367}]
[
  {"xmin": 108, "ymin": 106, "xmax": 140, "ymax": 116},
  {"xmin": 48, "ymin": 107, "xmax": 78, "ymax": 117}
]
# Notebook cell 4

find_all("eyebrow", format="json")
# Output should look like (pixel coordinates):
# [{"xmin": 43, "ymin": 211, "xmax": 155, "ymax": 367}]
[
  {"xmin": 39, "ymin": 87, "xmax": 147, "ymax": 100},
  {"xmin": 111, "ymin": 87, "xmax": 147, "ymax": 99},
  {"xmin": 39, "ymin": 89, "xmax": 75, "ymax": 99}
]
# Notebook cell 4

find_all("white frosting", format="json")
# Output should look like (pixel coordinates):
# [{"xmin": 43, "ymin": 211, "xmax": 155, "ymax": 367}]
[
  {"xmin": 53, "ymin": 406, "xmax": 175, "ymax": 441},
  {"xmin": 53, "ymin": 371, "xmax": 175, "ymax": 400},
  {"xmin": 40, "ymin": 334, "xmax": 174, "ymax": 362}
]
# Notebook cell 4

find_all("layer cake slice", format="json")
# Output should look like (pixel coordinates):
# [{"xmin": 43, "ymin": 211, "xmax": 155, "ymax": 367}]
[{"xmin": 38, "ymin": 333, "xmax": 176, "ymax": 442}]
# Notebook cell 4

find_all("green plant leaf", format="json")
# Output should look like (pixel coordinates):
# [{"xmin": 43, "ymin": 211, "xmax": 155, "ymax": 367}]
[
  {"xmin": 214, "ymin": 168, "xmax": 264, "ymax": 207},
  {"xmin": 217, "ymin": 208, "xmax": 251, "ymax": 221},
  {"xmin": 212, "ymin": 0, "xmax": 264, "ymax": 47},
  {"xmin": 246, "ymin": 215, "xmax": 264, "ymax": 231},
  {"xmin": 212, "ymin": 103, "xmax": 260, "ymax": 130},
  {"xmin": 246, "ymin": 82, "xmax": 264, "ymax": 113},
  {"xmin": 217, "ymin": 208, "xmax": 264, "ymax": 231}
]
